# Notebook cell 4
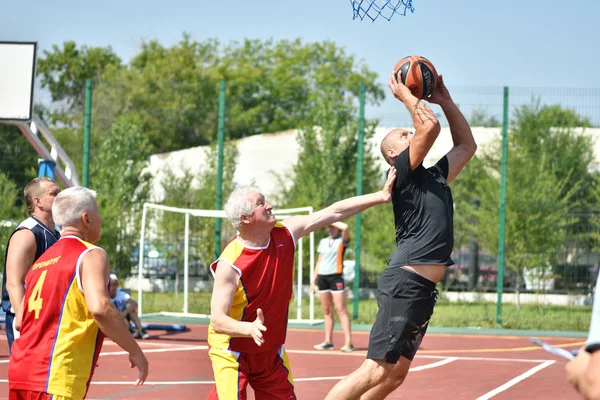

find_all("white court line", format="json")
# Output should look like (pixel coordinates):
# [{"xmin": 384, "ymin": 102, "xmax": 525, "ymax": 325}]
[
  {"xmin": 289, "ymin": 357, "xmax": 460, "ymax": 383},
  {"xmin": 410, "ymin": 357, "xmax": 458, "ymax": 371},
  {"xmin": 0, "ymin": 345, "xmax": 208, "ymax": 364},
  {"xmin": 286, "ymin": 349, "xmax": 552, "ymax": 363},
  {"xmin": 475, "ymin": 360, "xmax": 556, "ymax": 400},
  {"xmin": 0, "ymin": 350, "xmax": 551, "ymax": 365},
  {"xmin": 417, "ymin": 354, "xmax": 553, "ymax": 363},
  {"xmin": 99, "ymin": 345, "xmax": 207, "ymax": 357},
  {"xmin": 0, "ymin": 356, "xmax": 459, "ymax": 386},
  {"xmin": 105, "ymin": 340, "xmax": 203, "ymax": 348}
]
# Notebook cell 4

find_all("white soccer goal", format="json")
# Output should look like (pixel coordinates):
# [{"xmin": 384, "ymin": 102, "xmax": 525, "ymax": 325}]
[{"xmin": 134, "ymin": 202, "xmax": 320, "ymax": 324}]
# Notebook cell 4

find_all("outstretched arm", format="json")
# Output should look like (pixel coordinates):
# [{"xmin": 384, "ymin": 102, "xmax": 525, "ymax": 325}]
[
  {"xmin": 284, "ymin": 167, "xmax": 396, "ymax": 240},
  {"xmin": 389, "ymin": 73, "xmax": 441, "ymax": 170},
  {"xmin": 426, "ymin": 74, "xmax": 477, "ymax": 183}
]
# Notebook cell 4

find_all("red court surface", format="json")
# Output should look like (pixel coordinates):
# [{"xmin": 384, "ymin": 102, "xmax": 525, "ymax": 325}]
[{"xmin": 0, "ymin": 325, "xmax": 585, "ymax": 399}]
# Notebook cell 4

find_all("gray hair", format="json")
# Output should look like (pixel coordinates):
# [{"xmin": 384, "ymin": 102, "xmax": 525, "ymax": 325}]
[
  {"xmin": 224, "ymin": 187, "xmax": 261, "ymax": 230},
  {"xmin": 52, "ymin": 186, "xmax": 98, "ymax": 230}
]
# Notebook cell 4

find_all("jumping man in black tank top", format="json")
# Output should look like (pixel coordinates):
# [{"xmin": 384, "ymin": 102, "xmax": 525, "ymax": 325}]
[{"xmin": 326, "ymin": 72, "xmax": 477, "ymax": 399}]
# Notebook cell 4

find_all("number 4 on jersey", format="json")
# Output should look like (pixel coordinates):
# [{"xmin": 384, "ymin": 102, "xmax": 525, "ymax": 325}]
[{"xmin": 28, "ymin": 270, "xmax": 48, "ymax": 319}]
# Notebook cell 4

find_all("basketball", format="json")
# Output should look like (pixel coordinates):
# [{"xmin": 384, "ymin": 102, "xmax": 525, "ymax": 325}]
[{"xmin": 393, "ymin": 56, "xmax": 438, "ymax": 99}]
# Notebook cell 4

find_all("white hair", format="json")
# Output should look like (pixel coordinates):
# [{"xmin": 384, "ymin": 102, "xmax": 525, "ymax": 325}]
[
  {"xmin": 52, "ymin": 186, "xmax": 98, "ymax": 230},
  {"xmin": 224, "ymin": 187, "xmax": 261, "ymax": 230}
]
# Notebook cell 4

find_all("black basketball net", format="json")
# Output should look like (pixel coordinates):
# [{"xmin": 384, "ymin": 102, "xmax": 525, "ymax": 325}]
[{"xmin": 351, "ymin": 0, "xmax": 415, "ymax": 22}]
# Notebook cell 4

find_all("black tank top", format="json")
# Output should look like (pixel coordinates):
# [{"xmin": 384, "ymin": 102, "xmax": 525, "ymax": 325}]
[
  {"xmin": 2, "ymin": 216, "xmax": 60, "ymax": 313},
  {"xmin": 388, "ymin": 147, "xmax": 454, "ymax": 268}
]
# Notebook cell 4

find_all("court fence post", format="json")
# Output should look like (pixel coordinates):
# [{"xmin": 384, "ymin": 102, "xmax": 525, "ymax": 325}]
[
  {"xmin": 353, "ymin": 84, "xmax": 365, "ymax": 320},
  {"xmin": 82, "ymin": 79, "xmax": 93, "ymax": 187},
  {"xmin": 496, "ymin": 86, "xmax": 509, "ymax": 327},
  {"xmin": 214, "ymin": 80, "xmax": 226, "ymax": 260}
]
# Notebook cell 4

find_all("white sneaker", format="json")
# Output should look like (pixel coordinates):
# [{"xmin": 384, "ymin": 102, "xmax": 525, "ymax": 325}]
[
  {"xmin": 340, "ymin": 343, "xmax": 355, "ymax": 352},
  {"xmin": 313, "ymin": 341, "xmax": 334, "ymax": 350}
]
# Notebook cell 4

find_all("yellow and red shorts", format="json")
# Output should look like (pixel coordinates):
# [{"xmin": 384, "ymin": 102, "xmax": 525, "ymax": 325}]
[
  {"xmin": 9, "ymin": 390, "xmax": 71, "ymax": 400},
  {"xmin": 207, "ymin": 345, "xmax": 296, "ymax": 400}
]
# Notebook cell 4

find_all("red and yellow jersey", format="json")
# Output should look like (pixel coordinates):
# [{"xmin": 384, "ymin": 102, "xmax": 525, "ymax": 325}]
[
  {"xmin": 208, "ymin": 223, "xmax": 296, "ymax": 353},
  {"xmin": 8, "ymin": 236, "xmax": 105, "ymax": 400}
]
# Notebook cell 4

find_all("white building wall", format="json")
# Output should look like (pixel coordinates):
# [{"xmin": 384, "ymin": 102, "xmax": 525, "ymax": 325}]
[{"xmin": 146, "ymin": 127, "xmax": 600, "ymax": 202}]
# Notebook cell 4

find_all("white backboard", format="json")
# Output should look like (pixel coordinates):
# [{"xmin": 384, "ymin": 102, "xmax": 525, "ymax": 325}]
[{"xmin": 0, "ymin": 42, "xmax": 37, "ymax": 121}]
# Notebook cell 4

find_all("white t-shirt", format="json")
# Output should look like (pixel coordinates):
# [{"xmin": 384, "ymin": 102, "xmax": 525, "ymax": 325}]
[
  {"xmin": 111, "ymin": 289, "xmax": 131, "ymax": 312},
  {"xmin": 317, "ymin": 236, "xmax": 347, "ymax": 275}
]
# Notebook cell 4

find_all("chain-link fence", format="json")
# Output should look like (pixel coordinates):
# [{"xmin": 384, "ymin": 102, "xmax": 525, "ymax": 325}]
[{"xmin": 2, "ymin": 80, "xmax": 600, "ymax": 330}]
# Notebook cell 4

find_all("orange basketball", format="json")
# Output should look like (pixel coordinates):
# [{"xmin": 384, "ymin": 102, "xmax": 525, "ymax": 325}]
[{"xmin": 393, "ymin": 56, "xmax": 438, "ymax": 99}]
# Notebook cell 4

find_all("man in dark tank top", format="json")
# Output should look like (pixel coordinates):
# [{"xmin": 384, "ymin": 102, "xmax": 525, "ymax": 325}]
[{"xmin": 2, "ymin": 177, "xmax": 61, "ymax": 352}]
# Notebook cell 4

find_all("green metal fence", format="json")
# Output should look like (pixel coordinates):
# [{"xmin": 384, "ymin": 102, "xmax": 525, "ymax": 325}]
[{"xmin": 2, "ymin": 81, "xmax": 600, "ymax": 331}]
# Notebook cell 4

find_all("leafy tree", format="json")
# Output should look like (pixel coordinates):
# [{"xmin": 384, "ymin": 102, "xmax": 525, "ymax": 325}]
[
  {"xmin": 89, "ymin": 119, "xmax": 153, "ymax": 277},
  {"xmin": 511, "ymin": 102, "xmax": 592, "ymax": 204},
  {"xmin": 38, "ymin": 36, "xmax": 384, "ymax": 154},
  {"xmin": 452, "ymin": 102, "xmax": 594, "ymax": 306},
  {"xmin": 92, "ymin": 35, "xmax": 221, "ymax": 153},
  {"xmin": 36, "ymin": 41, "xmax": 121, "ymax": 122},
  {"xmin": 34, "ymin": 42, "xmax": 122, "ymax": 184},
  {"xmin": 0, "ymin": 125, "xmax": 39, "ymax": 188},
  {"xmin": 0, "ymin": 173, "xmax": 24, "ymax": 256}
]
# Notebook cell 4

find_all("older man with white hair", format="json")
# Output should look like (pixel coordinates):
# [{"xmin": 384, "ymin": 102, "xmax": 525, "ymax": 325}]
[
  {"xmin": 206, "ymin": 167, "xmax": 397, "ymax": 400},
  {"xmin": 8, "ymin": 186, "xmax": 149, "ymax": 400}
]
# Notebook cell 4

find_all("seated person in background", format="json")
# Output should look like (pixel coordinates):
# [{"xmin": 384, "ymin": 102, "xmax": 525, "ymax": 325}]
[{"xmin": 109, "ymin": 274, "xmax": 150, "ymax": 339}]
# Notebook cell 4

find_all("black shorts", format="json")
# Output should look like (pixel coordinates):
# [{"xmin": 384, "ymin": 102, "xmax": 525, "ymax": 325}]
[
  {"xmin": 317, "ymin": 274, "xmax": 346, "ymax": 292},
  {"xmin": 367, "ymin": 267, "xmax": 438, "ymax": 364}
]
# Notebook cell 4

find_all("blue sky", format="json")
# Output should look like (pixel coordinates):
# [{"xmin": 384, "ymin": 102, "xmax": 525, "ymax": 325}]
[{"xmin": 1, "ymin": 0, "xmax": 598, "ymax": 124}]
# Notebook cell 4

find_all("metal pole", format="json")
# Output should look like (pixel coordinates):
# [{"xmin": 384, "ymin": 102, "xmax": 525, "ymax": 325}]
[
  {"xmin": 496, "ymin": 86, "xmax": 509, "ymax": 327},
  {"xmin": 468, "ymin": 199, "xmax": 480, "ymax": 291},
  {"xmin": 309, "ymin": 230, "xmax": 315, "ymax": 322},
  {"xmin": 353, "ymin": 84, "xmax": 365, "ymax": 320},
  {"xmin": 214, "ymin": 80, "xmax": 226, "ymax": 260},
  {"xmin": 138, "ymin": 204, "xmax": 147, "ymax": 316},
  {"xmin": 184, "ymin": 213, "xmax": 190, "ymax": 314},
  {"xmin": 82, "ymin": 79, "xmax": 93, "ymax": 187},
  {"xmin": 297, "ymin": 237, "xmax": 303, "ymax": 320}
]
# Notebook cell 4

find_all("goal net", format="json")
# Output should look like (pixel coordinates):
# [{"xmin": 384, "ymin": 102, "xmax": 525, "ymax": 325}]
[{"xmin": 133, "ymin": 202, "xmax": 319, "ymax": 324}]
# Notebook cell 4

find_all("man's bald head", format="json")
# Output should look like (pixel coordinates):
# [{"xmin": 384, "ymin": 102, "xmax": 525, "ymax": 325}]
[{"xmin": 380, "ymin": 129, "xmax": 413, "ymax": 165}]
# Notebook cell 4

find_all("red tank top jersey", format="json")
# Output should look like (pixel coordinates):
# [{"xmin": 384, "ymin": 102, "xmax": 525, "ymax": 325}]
[
  {"xmin": 9, "ymin": 236, "xmax": 105, "ymax": 399},
  {"xmin": 208, "ymin": 223, "xmax": 296, "ymax": 353}
]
